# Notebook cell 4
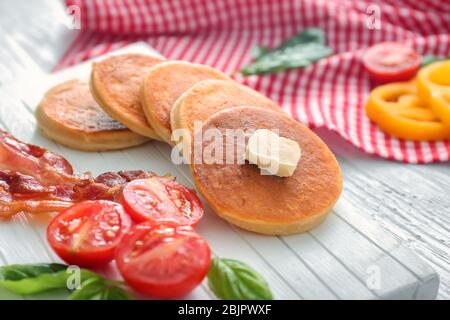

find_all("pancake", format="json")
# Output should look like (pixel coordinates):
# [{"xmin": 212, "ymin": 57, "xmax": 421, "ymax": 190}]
[
  {"xmin": 191, "ymin": 107, "xmax": 342, "ymax": 235},
  {"xmin": 140, "ymin": 61, "xmax": 231, "ymax": 144},
  {"xmin": 90, "ymin": 53, "xmax": 165, "ymax": 139},
  {"xmin": 36, "ymin": 80, "xmax": 149, "ymax": 151},
  {"xmin": 171, "ymin": 80, "xmax": 283, "ymax": 142}
]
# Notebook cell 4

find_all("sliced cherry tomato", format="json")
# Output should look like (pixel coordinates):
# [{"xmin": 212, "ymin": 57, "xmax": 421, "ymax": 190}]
[
  {"xmin": 47, "ymin": 200, "xmax": 131, "ymax": 267},
  {"xmin": 362, "ymin": 42, "xmax": 421, "ymax": 83},
  {"xmin": 115, "ymin": 223, "xmax": 211, "ymax": 298},
  {"xmin": 121, "ymin": 178, "xmax": 204, "ymax": 227}
]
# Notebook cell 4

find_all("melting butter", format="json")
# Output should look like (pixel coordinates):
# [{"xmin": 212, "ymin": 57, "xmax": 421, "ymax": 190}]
[{"xmin": 244, "ymin": 129, "xmax": 301, "ymax": 177}]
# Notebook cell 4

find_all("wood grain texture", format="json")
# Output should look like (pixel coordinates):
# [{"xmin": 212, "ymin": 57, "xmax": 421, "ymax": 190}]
[
  {"xmin": 0, "ymin": 0, "xmax": 447, "ymax": 299},
  {"xmin": 315, "ymin": 128, "xmax": 449, "ymax": 300}
]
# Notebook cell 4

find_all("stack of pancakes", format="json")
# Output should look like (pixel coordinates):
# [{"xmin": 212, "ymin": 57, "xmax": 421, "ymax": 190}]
[{"xmin": 36, "ymin": 53, "xmax": 342, "ymax": 235}]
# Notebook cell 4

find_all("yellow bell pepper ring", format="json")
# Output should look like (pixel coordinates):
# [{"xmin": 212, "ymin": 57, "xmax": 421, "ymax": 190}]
[
  {"xmin": 365, "ymin": 81, "xmax": 450, "ymax": 141},
  {"xmin": 417, "ymin": 60, "xmax": 450, "ymax": 102},
  {"xmin": 430, "ymin": 91, "xmax": 450, "ymax": 129}
]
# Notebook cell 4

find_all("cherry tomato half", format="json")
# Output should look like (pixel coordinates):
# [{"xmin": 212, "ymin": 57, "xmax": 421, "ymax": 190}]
[
  {"xmin": 362, "ymin": 42, "xmax": 421, "ymax": 83},
  {"xmin": 47, "ymin": 200, "xmax": 131, "ymax": 267},
  {"xmin": 115, "ymin": 223, "xmax": 211, "ymax": 299},
  {"xmin": 121, "ymin": 178, "xmax": 204, "ymax": 227}
]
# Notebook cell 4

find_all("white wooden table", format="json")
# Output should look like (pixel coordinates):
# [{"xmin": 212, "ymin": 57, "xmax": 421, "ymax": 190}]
[{"xmin": 0, "ymin": 0, "xmax": 448, "ymax": 299}]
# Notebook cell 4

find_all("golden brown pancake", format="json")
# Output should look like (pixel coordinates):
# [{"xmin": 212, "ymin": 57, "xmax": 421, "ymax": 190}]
[
  {"xmin": 171, "ymin": 80, "xmax": 283, "ymax": 142},
  {"xmin": 90, "ymin": 53, "xmax": 165, "ymax": 139},
  {"xmin": 36, "ymin": 80, "xmax": 149, "ymax": 151},
  {"xmin": 140, "ymin": 61, "xmax": 231, "ymax": 144},
  {"xmin": 191, "ymin": 107, "xmax": 342, "ymax": 235}
]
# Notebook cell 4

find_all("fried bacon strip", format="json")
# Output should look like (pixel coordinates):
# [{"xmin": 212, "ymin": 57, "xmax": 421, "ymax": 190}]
[
  {"xmin": 0, "ymin": 170, "xmax": 74, "ymax": 216},
  {"xmin": 72, "ymin": 171, "xmax": 156, "ymax": 202},
  {"xmin": 0, "ymin": 130, "xmax": 76, "ymax": 185},
  {"xmin": 0, "ymin": 130, "xmax": 155, "ymax": 217}
]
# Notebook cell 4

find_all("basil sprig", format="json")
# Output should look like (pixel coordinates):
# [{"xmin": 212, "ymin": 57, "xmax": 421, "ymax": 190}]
[
  {"xmin": 69, "ymin": 277, "xmax": 132, "ymax": 300},
  {"xmin": 207, "ymin": 258, "xmax": 273, "ymax": 300},
  {"xmin": 421, "ymin": 54, "xmax": 450, "ymax": 68},
  {"xmin": 0, "ymin": 263, "xmax": 132, "ymax": 300},
  {"xmin": 0, "ymin": 263, "xmax": 82, "ymax": 295},
  {"xmin": 241, "ymin": 27, "xmax": 333, "ymax": 76},
  {"xmin": 1, "ymin": 259, "xmax": 272, "ymax": 300}
]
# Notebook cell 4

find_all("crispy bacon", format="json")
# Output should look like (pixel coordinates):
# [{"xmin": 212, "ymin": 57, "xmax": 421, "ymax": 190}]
[
  {"xmin": 0, "ymin": 170, "xmax": 71, "ymax": 200},
  {"xmin": 0, "ymin": 130, "xmax": 158, "ymax": 218},
  {"xmin": 0, "ymin": 130, "xmax": 76, "ymax": 186},
  {"xmin": 0, "ymin": 199, "xmax": 74, "ymax": 217},
  {"xmin": 72, "ymin": 170, "xmax": 156, "ymax": 202},
  {"xmin": 0, "ymin": 170, "xmax": 74, "ymax": 216}
]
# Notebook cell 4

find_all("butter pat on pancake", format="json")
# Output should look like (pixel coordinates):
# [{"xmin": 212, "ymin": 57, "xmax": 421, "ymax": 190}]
[
  {"xmin": 90, "ymin": 53, "xmax": 164, "ymax": 139},
  {"xmin": 191, "ymin": 107, "xmax": 342, "ymax": 235},
  {"xmin": 141, "ymin": 61, "xmax": 231, "ymax": 144},
  {"xmin": 170, "ymin": 80, "xmax": 283, "ymax": 141},
  {"xmin": 36, "ymin": 80, "xmax": 149, "ymax": 151},
  {"xmin": 244, "ymin": 129, "xmax": 302, "ymax": 177}
]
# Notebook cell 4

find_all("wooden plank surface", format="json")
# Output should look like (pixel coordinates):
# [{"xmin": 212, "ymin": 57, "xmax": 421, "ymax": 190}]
[{"xmin": 0, "ymin": 0, "xmax": 447, "ymax": 299}]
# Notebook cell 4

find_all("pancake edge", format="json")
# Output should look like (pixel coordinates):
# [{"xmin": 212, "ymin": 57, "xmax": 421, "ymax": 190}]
[
  {"xmin": 90, "ymin": 60, "xmax": 162, "ymax": 140},
  {"xmin": 141, "ymin": 61, "xmax": 232, "ymax": 146},
  {"xmin": 36, "ymin": 96, "xmax": 149, "ymax": 152},
  {"xmin": 191, "ymin": 165, "xmax": 342, "ymax": 235},
  {"xmin": 140, "ymin": 76, "xmax": 173, "ymax": 145}
]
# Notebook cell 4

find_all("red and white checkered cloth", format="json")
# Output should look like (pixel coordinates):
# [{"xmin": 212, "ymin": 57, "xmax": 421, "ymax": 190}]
[{"xmin": 58, "ymin": 0, "xmax": 450, "ymax": 163}]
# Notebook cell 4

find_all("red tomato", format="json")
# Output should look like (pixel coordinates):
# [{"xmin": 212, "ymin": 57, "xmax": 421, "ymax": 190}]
[
  {"xmin": 115, "ymin": 223, "xmax": 211, "ymax": 299},
  {"xmin": 121, "ymin": 178, "xmax": 204, "ymax": 227},
  {"xmin": 362, "ymin": 42, "xmax": 421, "ymax": 83},
  {"xmin": 47, "ymin": 200, "xmax": 131, "ymax": 267}
]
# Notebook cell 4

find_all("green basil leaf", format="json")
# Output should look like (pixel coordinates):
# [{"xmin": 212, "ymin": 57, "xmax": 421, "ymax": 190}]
[
  {"xmin": 277, "ymin": 27, "xmax": 326, "ymax": 50},
  {"xmin": 250, "ymin": 46, "xmax": 270, "ymax": 60},
  {"xmin": 241, "ymin": 28, "xmax": 332, "ymax": 76},
  {"xmin": 0, "ymin": 263, "xmax": 69, "ymax": 295},
  {"xmin": 242, "ymin": 59, "xmax": 297, "ymax": 75},
  {"xmin": 421, "ymin": 54, "xmax": 450, "ymax": 68},
  {"xmin": 207, "ymin": 258, "xmax": 273, "ymax": 300},
  {"xmin": 69, "ymin": 277, "xmax": 132, "ymax": 300},
  {"xmin": 0, "ymin": 263, "xmax": 67, "ymax": 281},
  {"xmin": 0, "ymin": 263, "xmax": 97, "ymax": 295}
]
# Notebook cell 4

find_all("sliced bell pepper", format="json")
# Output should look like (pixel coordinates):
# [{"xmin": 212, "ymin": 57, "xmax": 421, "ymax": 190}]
[
  {"xmin": 365, "ymin": 81, "xmax": 450, "ymax": 141},
  {"xmin": 417, "ymin": 60, "xmax": 450, "ymax": 101},
  {"xmin": 417, "ymin": 60, "xmax": 450, "ymax": 130},
  {"xmin": 430, "ymin": 92, "xmax": 450, "ymax": 129}
]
